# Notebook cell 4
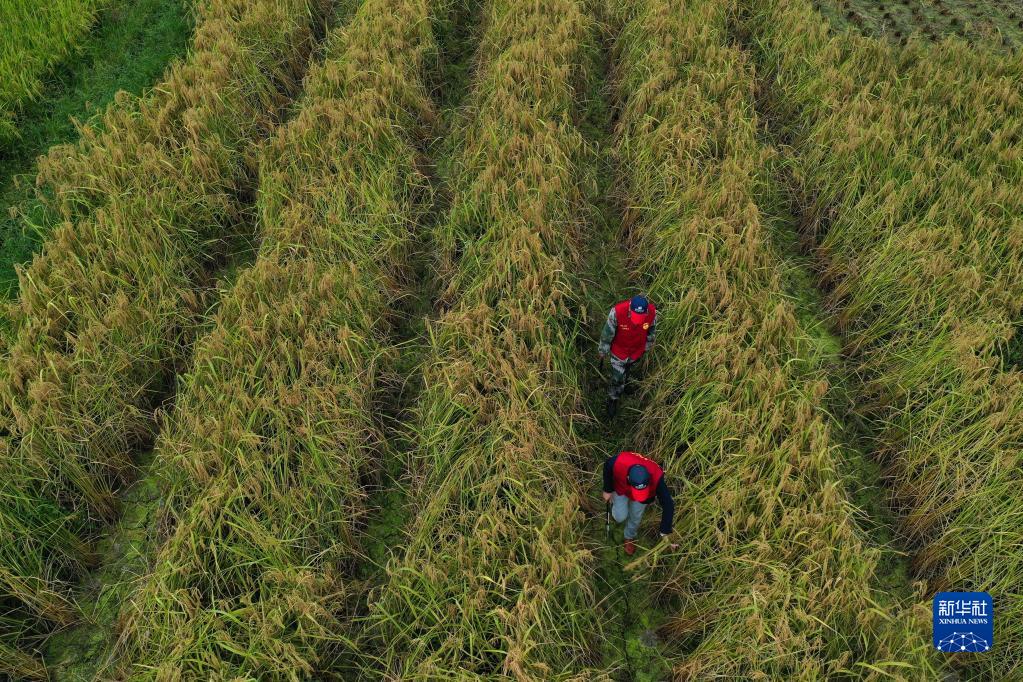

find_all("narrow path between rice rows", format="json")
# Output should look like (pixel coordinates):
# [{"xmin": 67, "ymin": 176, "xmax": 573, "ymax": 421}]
[
  {"xmin": 758, "ymin": 165, "xmax": 922, "ymax": 597},
  {"xmin": 725, "ymin": 4, "xmax": 966, "ymax": 677},
  {"xmin": 352, "ymin": 0, "xmax": 480, "ymax": 635},
  {"xmin": 42, "ymin": 448, "xmax": 163, "ymax": 679},
  {"xmin": 740, "ymin": 2, "xmax": 1023, "ymax": 676},
  {"xmin": 577, "ymin": 10, "xmax": 673, "ymax": 679},
  {"xmin": 38, "ymin": 232, "xmax": 285, "ymax": 682},
  {"xmin": 348, "ymin": 0, "xmax": 619, "ymax": 675},
  {"xmin": 39, "ymin": 166, "xmax": 305, "ymax": 682}
]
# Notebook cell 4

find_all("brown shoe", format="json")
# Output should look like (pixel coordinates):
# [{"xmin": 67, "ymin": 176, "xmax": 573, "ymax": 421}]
[{"xmin": 624, "ymin": 539, "xmax": 636, "ymax": 556}]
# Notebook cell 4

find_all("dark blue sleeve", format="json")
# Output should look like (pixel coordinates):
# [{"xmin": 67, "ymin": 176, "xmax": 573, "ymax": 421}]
[
  {"xmin": 655, "ymin": 477, "xmax": 674, "ymax": 534},
  {"xmin": 603, "ymin": 454, "xmax": 618, "ymax": 493}
]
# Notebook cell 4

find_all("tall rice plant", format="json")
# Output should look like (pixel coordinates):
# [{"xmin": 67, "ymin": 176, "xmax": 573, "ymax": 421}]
[
  {"xmin": 358, "ymin": 0, "xmax": 609, "ymax": 678},
  {"xmin": 609, "ymin": 0, "xmax": 944, "ymax": 677},
  {"xmin": 2, "ymin": 0, "xmax": 328, "ymax": 519},
  {"xmin": 0, "ymin": 636, "xmax": 48, "ymax": 680},
  {"xmin": 0, "ymin": 0, "xmax": 328, "ymax": 670},
  {"xmin": 116, "ymin": 0, "xmax": 442, "ymax": 677},
  {"xmin": 745, "ymin": 0, "xmax": 1023, "ymax": 676}
]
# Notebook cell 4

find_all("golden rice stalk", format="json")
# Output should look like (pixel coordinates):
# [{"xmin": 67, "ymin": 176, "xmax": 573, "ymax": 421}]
[{"xmin": 117, "ymin": 0, "xmax": 441, "ymax": 677}]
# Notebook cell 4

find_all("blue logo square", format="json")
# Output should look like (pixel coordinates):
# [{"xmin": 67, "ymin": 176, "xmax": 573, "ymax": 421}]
[{"xmin": 933, "ymin": 592, "xmax": 993, "ymax": 653}]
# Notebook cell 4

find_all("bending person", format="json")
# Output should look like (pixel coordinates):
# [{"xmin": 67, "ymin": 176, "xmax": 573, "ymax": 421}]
[{"xmin": 602, "ymin": 450, "xmax": 675, "ymax": 556}]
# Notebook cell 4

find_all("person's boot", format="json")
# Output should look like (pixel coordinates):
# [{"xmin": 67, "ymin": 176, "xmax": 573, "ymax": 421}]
[
  {"xmin": 624, "ymin": 539, "xmax": 636, "ymax": 556},
  {"xmin": 605, "ymin": 397, "xmax": 618, "ymax": 421}
]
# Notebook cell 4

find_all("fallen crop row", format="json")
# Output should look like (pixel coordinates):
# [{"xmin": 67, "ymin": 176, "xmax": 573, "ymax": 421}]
[
  {"xmin": 747, "ymin": 0, "xmax": 1023, "ymax": 676},
  {"xmin": 107, "ymin": 0, "xmax": 442, "ymax": 677},
  {"xmin": 356, "ymin": 0, "xmax": 613, "ymax": 677},
  {"xmin": 0, "ymin": 0, "xmax": 107, "ymax": 144},
  {"xmin": 609, "ymin": 0, "xmax": 944, "ymax": 677},
  {"xmin": 0, "ymin": 0, "xmax": 328, "ymax": 675}
]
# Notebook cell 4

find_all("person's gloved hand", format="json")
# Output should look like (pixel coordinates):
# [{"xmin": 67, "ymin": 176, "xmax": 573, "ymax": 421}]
[
  {"xmin": 602, "ymin": 491, "xmax": 612, "ymax": 503},
  {"xmin": 659, "ymin": 533, "xmax": 679, "ymax": 550},
  {"xmin": 597, "ymin": 351, "xmax": 606, "ymax": 361}
]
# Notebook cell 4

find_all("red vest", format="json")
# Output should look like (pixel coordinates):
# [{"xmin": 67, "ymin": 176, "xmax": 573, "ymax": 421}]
[
  {"xmin": 610, "ymin": 299, "xmax": 656, "ymax": 361},
  {"xmin": 612, "ymin": 451, "xmax": 663, "ymax": 503}
]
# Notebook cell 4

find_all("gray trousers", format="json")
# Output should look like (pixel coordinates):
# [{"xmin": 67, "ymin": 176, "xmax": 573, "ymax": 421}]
[
  {"xmin": 608, "ymin": 354, "xmax": 636, "ymax": 399},
  {"xmin": 611, "ymin": 492, "xmax": 647, "ymax": 540}
]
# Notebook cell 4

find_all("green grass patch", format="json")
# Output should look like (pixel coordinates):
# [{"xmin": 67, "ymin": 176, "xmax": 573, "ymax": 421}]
[
  {"xmin": 575, "ymin": 9, "xmax": 675, "ymax": 676},
  {"xmin": 42, "ymin": 452, "xmax": 162, "ymax": 681}
]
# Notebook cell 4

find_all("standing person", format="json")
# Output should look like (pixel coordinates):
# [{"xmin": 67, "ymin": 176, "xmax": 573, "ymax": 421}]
[
  {"xmin": 598, "ymin": 294, "xmax": 656, "ymax": 420},
  {"xmin": 602, "ymin": 451, "xmax": 675, "ymax": 556}
]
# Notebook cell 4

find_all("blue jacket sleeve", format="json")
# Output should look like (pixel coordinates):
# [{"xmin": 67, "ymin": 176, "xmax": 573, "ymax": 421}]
[
  {"xmin": 603, "ymin": 454, "xmax": 617, "ymax": 493},
  {"xmin": 655, "ymin": 477, "xmax": 674, "ymax": 534}
]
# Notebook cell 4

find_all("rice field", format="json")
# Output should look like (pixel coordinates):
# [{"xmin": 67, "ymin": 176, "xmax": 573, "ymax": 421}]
[{"xmin": 1, "ymin": 0, "xmax": 1021, "ymax": 678}]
